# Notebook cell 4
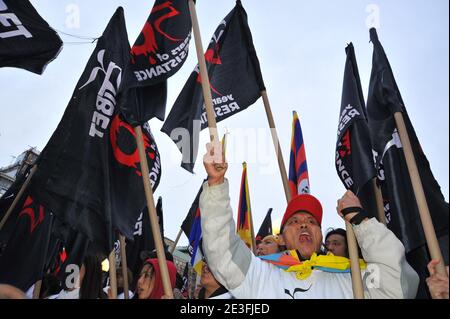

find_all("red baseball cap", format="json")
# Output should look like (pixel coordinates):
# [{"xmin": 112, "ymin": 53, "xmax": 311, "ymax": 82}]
[{"xmin": 280, "ymin": 194, "xmax": 323, "ymax": 232}]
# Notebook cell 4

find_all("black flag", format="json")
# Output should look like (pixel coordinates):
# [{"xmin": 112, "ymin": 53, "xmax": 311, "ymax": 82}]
[
  {"xmin": 0, "ymin": 0, "xmax": 62, "ymax": 74},
  {"xmin": 335, "ymin": 43, "xmax": 378, "ymax": 216},
  {"xmin": 256, "ymin": 208, "xmax": 273, "ymax": 244},
  {"xmin": 0, "ymin": 191, "xmax": 54, "ymax": 291},
  {"xmin": 30, "ymin": 8, "xmax": 162, "ymax": 255},
  {"xmin": 0, "ymin": 165, "xmax": 33, "ymax": 248},
  {"xmin": 367, "ymin": 28, "xmax": 449, "ymax": 298},
  {"xmin": 119, "ymin": 0, "xmax": 192, "ymax": 124},
  {"xmin": 49, "ymin": 220, "xmax": 91, "ymax": 288},
  {"xmin": 161, "ymin": 0, "xmax": 265, "ymax": 172}
]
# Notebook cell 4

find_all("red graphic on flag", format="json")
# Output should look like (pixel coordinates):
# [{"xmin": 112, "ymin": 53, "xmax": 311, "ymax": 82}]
[
  {"xmin": 110, "ymin": 114, "xmax": 156, "ymax": 176},
  {"xmin": 131, "ymin": 1, "xmax": 182, "ymax": 64},
  {"xmin": 18, "ymin": 196, "xmax": 45, "ymax": 234}
]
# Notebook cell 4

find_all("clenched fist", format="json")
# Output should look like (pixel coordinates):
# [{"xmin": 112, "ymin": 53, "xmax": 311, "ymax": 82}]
[{"xmin": 337, "ymin": 190, "xmax": 365, "ymax": 223}]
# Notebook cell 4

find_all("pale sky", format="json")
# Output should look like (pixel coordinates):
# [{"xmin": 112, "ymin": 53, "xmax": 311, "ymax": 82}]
[{"xmin": 0, "ymin": 0, "xmax": 448, "ymax": 247}]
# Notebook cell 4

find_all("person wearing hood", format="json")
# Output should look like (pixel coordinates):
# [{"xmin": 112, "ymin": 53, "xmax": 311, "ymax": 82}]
[{"xmin": 133, "ymin": 258, "xmax": 177, "ymax": 299}]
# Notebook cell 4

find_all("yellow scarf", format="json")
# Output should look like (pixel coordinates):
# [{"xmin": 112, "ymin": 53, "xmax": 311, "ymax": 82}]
[
  {"xmin": 259, "ymin": 250, "xmax": 367, "ymax": 280},
  {"xmin": 287, "ymin": 251, "xmax": 367, "ymax": 280}
]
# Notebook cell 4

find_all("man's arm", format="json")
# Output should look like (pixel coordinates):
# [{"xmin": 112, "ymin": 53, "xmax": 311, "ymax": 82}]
[
  {"xmin": 200, "ymin": 142, "xmax": 253, "ymax": 290},
  {"xmin": 200, "ymin": 180, "xmax": 253, "ymax": 290},
  {"xmin": 338, "ymin": 191, "xmax": 419, "ymax": 299}
]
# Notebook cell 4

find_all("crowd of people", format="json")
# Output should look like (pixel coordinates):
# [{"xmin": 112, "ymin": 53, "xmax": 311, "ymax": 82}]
[{"xmin": 0, "ymin": 143, "xmax": 448, "ymax": 299}]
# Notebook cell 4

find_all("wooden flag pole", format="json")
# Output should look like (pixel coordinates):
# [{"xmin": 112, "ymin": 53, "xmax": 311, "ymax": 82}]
[
  {"xmin": 249, "ymin": 199, "xmax": 257, "ymax": 255},
  {"xmin": 134, "ymin": 126, "xmax": 174, "ymax": 298},
  {"xmin": 372, "ymin": 178, "xmax": 386, "ymax": 225},
  {"xmin": 261, "ymin": 91, "xmax": 291, "ymax": 203},
  {"xmin": 188, "ymin": 0, "xmax": 219, "ymax": 143},
  {"xmin": 345, "ymin": 221, "xmax": 365, "ymax": 299},
  {"xmin": 394, "ymin": 112, "xmax": 447, "ymax": 277},
  {"xmin": 119, "ymin": 235, "xmax": 130, "ymax": 299},
  {"xmin": 170, "ymin": 228, "xmax": 183, "ymax": 254},
  {"xmin": 108, "ymin": 250, "xmax": 118, "ymax": 299},
  {"xmin": 32, "ymin": 280, "xmax": 42, "ymax": 299},
  {"xmin": 0, "ymin": 165, "xmax": 37, "ymax": 231},
  {"xmin": 244, "ymin": 163, "xmax": 257, "ymax": 254}
]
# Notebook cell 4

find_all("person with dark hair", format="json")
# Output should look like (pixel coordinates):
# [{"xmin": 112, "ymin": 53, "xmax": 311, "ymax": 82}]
[
  {"xmin": 39, "ymin": 274, "xmax": 62, "ymax": 299},
  {"xmin": 199, "ymin": 142, "xmax": 419, "ymax": 298},
  {"xmin": 133, "ymin": 258, "xmax": 177, "ymax": 299},
  {"xmin": 79, "ymin": 253, "xmax": 107, "ymax": 299},
  {"xmin": 197, "ymin": 261, "xmax": 232, "ymax": 299},
  {"xmin": 325, "ymin": 228, "xmax": 348, "ymax": 258}
]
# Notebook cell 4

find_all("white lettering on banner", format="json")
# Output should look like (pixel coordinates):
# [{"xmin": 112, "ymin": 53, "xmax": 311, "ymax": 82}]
[
  {"xmin": 149, "ymin": 156, "xmax": 161, "ymax": 188},
  {"xmin": 134, "ymin": 213, "xmax": 143, "ymax": 236},
  {"xmin": 374, "ymin": 129, "xmax": 402, "ymax": 180},
  {"xmin": 79, "ymin": 50, "xmax": 122, "ymax": 138},
  {"xmin": 384, "ymin": 202, "xmax": 391, "ymax": 224},
  {"xmin": 171, "ymin": 34, "xmax": 190, "ymax": 55},
  {"xmin": 0, "ymin": 2, "xmax": 33, "ymax": 39},
  {"xmin": 212, "ymin": 95, "xmax": 235, "ymax": 105},
  {"xmin": 134, "ymin": 33, "xmax": 191, "ymax": 82},
  {"xmin": 200, "ymin": 94, "xmax": 241, "ymax": 126},
  {"xmin": 337, "ymin": 104, "xmax": 360, "ymax": 137},
  {"xmin": 142, "ymin": 123, "xmax": 161, "ymax": 188},
  {"xmin": 210, "ymin": 20, "xmax": 226, "ymax": 45},
  {"xmin": 335, "ymin": 151, "xmax": 354, "ymax": 188},
  {"xmin": 0, "ymin": 1, "xmax": 7, "ymax": 11}
]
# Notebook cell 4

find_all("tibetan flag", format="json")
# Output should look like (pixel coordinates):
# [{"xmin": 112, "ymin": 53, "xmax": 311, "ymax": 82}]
[
  {"xmin": 181, "ymin": 184, "xmax": 204, "ymax": 274},
  {"xmin": 188, "ymin": 204, "xmax": 203, "ymax": 274},
  {"xmin": 237, "ymin": 162, "xmax": 254, "ymax": 251},
  {"xmin": 288, "ymin": 111, "xmax": 310, "ymax": 196}
]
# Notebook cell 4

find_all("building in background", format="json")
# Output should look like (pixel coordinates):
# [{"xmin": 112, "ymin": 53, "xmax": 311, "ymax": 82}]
[{"xmin": 0, "ymin": 147, "xmax": 39, "ymax": 196}]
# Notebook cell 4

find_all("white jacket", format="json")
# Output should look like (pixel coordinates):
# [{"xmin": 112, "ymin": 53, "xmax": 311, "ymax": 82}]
[{"xmin": 199, "ymin": 180, "xmax": 419, "ymax": 299}]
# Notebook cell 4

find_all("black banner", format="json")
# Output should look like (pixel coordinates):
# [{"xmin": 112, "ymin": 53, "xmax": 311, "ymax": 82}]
[
  {"xmin": 256, "ymin": 208, "xmax": 273, "ymax": 244},
  {"xmin": 367, "ymin": 28, "xmax": 449, "ymax": 298},
  {"xmin": 0, "ymin": 191, "xmax": 54, "ymax": 291},
  {"xmin": 30, "ymin": 8, "xmax": 161, "ymax": 255},
  {"xmin": 0, "ymin": 0, "xmax": 62, "ymax": 74},
  {"xmin": 335, "ymin": 43, "xmax": 378, "ymax": 216},
  {"xmin": 122, "ymin": 197, "xmax": 165, "ymax": 289},
  {"xmin": 161, "ymin": 0, "xmax": 265, "ymax": 172},
  {"xmin": 119, "ymin": 0, "xmax": 192, "ymax": 124}
]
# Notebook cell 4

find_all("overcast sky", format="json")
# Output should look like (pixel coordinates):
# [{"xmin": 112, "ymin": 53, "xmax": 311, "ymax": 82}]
[{"xmin": 0, "ymin": 0, "xmax": 448, "ymax": 247}]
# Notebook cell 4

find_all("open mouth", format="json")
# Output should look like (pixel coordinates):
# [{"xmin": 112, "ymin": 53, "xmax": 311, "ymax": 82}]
[{"xmin": 298, "ymin": 232, "xmax": 312, "ymax": 243}]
